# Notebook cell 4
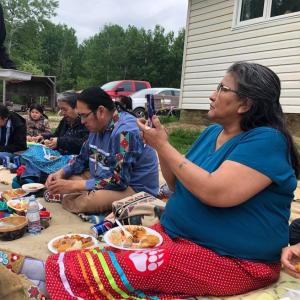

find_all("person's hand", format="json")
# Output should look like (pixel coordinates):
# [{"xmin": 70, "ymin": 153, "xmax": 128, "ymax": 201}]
[
  {"xmin": 47, "ymin": 179, "xmax": 85, "ymax": 194},
  {"xmin": 136, "ymin": 116, "xmax": 169, "ymax": 151},
  {"xmin": 32, "ymin": 135, "xmax": 43, "ymax": 143},
  {"xmin": 45, "ymin": 170, "xmax": 64, "ymax": 187},
  {"xmin": 44, "ymin": 137, "xmax": 57, "ymax": 149},
  {"xmin": 281, "ymin": 244, "xmax": 300, "ymax": 279},
  {"xmin": 47, "ymin": 179, "xmax": 77, "ymax": 194},
  {"xmin": 27, "ymin": 135, "xmax": 33, "ymax": 142}
]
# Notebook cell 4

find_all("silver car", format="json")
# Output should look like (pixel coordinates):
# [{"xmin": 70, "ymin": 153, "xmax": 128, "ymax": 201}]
[{"xmin": 130, "ymin": 88, "xmax": 180, "ymax": 118}]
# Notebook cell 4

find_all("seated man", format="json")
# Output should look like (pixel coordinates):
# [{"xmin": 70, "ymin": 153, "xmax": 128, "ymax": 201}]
[
  {"xmin": 46, "ymin": 87, "xmax": 159, "ymax": 213},
  {"xmin": 0, "ymin": 104, "xmax": 26, "ymax": 163}
]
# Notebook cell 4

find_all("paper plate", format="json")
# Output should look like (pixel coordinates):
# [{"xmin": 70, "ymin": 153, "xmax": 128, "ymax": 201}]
[
  {"xmin": 103, "ymin": 225, "xmax": 163, "ymax": 251},
  {"xmin": 7, "ymin": 198, "xmax": 43, "ymax": 213},
  {"xmin": 22, "ymin": 183, "xmax": 45, "ymax": 193},
  {"xmin": 1, "ymin": 189, "xmax": 28, "ymax": 201},
  {"xmin": 48, "ymin": 234, "xmax": 98, "ymax": 254}
]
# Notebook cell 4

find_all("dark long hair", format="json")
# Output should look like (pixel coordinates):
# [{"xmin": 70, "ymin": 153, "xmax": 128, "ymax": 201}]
[
  {"xmin": 228, "ymin": 61, "xmax": 299, "ymax": 178},
  {"xmin": 77, "ymin": 87, "xmax": 114, "ymax": 111},
  {"xmin": 29, "ymin": 103, "xmax": 48, "ymax": 119}
]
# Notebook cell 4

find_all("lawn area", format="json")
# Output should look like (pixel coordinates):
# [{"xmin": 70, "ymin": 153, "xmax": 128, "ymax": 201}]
[{"xmin": 168, "ymin": 127, "xmax": 201, "ymax": 154}]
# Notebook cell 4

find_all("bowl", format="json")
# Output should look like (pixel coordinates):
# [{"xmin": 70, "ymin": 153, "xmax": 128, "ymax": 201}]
[
  {"xmin": 0, "ymin": 216, "xmax": 28, "ymax": 240},
  {"xmin": 21, "ymin": 183, "xmax": 45, "ymax": 193}
]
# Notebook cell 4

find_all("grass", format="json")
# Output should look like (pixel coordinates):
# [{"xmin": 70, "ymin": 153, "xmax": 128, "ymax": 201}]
[{"xmin": 169, "ymin": 128, "xmax": 201, "ymax": 154}]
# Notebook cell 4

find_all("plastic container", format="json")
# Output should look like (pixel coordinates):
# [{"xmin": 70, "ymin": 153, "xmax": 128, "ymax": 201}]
[
  {"xmin": 39, "ymin": 210, "xmax": 51, "ymax": 229},
  {"xmin": 2, "ymin": 156, "xmax": 10, "ymax": 167},
  {"xmin": 26, "ymin": 195, "xmax": 41, "ymax": 235}
]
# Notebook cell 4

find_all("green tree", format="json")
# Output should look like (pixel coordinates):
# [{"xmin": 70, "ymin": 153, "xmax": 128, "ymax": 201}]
[
  {"xmin": 2, "ymin": 0, "xmax": 58, "ymax": 54},
  {"xmin": 38, "ymin": 21, "xmax": 79, "ymax": 91}
]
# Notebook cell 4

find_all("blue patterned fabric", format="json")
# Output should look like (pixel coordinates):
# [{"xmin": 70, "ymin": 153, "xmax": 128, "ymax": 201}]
[{"xmin": 21, "ymin": 145, "xmax": 73, "ymax": 174}]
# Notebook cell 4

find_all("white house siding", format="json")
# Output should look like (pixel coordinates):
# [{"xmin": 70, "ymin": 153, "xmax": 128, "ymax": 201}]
[{"xmin": 180, "ymin": 0, "xmax": 300, "ymax": 113}]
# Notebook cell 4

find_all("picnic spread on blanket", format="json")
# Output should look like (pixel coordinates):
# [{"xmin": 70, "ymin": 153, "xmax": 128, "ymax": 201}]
[{"xmin": 0, "ymin": 167, "xmax": 300, "ymax": 299}]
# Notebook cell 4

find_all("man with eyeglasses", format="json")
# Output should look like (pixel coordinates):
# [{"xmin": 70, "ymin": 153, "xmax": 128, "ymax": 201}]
[{"xmin": 45, "ymin": 87, "xmax": 159, "ymax": 213}]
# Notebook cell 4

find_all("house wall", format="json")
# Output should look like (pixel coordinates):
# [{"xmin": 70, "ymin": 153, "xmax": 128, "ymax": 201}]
[{"xmin": 180, "ymin": 0, "xmax": 300, "ymax": 114}]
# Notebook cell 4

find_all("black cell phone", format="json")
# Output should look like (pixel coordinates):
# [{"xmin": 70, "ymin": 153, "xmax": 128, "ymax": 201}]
[{"xmin": 146, "ymin": 94, "xmax": 156, "ymax": 127}]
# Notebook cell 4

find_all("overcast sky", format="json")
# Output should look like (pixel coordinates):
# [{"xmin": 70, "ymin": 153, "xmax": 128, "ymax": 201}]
[{"xmin": 52, "ymin": 0, "xmax": 188, "ymax": 43}]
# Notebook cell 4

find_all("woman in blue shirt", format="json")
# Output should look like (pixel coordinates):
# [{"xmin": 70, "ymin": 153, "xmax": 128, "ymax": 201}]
[{"xmin": 45, "ymin": 62, "xmax": 299, "ymax": 299}]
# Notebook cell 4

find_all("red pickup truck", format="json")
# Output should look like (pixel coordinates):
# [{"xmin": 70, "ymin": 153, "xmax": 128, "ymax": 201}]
[{"xmin": 101, "ymin": 80, "xmax": 151, "ymax": 98}]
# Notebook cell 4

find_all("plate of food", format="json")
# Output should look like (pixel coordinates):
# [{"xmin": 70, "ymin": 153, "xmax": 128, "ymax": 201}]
[
  {"xmin": 21, "ymin": 183, "xmax": 45, "ymax": 193},
  {"xmin": 7, "ymin": 198, "xmax": 43, "ymax": 213},
  {"xmin": 1, "ymin": 188, "xmax": 28, "ymax": 201},
  {"xmin": 48, "ymin": 234, "xmax": 98, "ymax": 254},
  {"xmin": 44, "ymin": 154, "xmax": 60, "ymax": 161},
  {"xmin": 103, "ymin": 225, "xmax": 163, "ymax": 250}
]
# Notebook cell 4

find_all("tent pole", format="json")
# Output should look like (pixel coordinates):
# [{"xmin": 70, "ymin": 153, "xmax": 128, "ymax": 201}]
[{"xmin": 2, "ymin": 79, "xmax": 6, "ymax": 105}]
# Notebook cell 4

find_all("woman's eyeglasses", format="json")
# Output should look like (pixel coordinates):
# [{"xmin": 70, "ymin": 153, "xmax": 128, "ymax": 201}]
[{"xmin": 216, "ymin": 83, "xmax": 240, "ymax": 96}]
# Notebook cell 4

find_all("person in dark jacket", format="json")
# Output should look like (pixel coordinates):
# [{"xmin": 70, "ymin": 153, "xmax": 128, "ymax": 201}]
[
  {"xmin": 35, "ymin": 92, "xmax": 89, "ymax": 155},
  {"xmin": 11, "ymin": 92, "xmax": 89, "ymax": 187},
  {"xmin": 0, "ymin": 4, "xmax": 16, "ymax": 69},
  {"xmin": 0, "ymin": 104, "xmax": 26, "ymax": 162}
]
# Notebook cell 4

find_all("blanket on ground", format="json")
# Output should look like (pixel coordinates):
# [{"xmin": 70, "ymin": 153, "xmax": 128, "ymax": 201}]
[{"xmin": 0, "ymin": 170, "xmax": 300, "ymax": 299}]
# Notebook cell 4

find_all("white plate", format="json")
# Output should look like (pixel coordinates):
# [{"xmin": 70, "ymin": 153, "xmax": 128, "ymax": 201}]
[
  {"xmin": 45, "ymin": 155, "xmax": 61, "ymax": 161},
  {"xmin": 7, "ymin": 198, "xmax": 43, "ymax": 212},
  {"xmin": 22, "ymin": 183, "xmax": 45, "ymax": 193},
  {"xmin": 103, "ymin": 225, "xmax": 163, "ymax": 251},
  {"xmin": 48, "ymin": 234, "xmax": 98, "ymax": 254},
  {"xmin": 1, "ymin": 188, "xmax": 28, "ymax": 200}
]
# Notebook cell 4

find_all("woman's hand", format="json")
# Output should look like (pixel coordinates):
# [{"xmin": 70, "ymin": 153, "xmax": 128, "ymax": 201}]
[
  {"xmin": 27, "ymin": 135, "xmax": 32, "ymax": 142},
  {"xmin": 44, "ymin": 138, "xmax": 57, "ymax": 149},
  {"xmin": 136, "ymin": 116, "xmax": 169, "ymax": 151},
  {"xmin": 281, "ymin": 244, "xmax": 300, "ymax": 278}
]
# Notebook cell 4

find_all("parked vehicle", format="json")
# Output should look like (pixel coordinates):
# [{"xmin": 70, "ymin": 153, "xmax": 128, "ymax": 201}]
[
  {"xmin": 5, "ymin": 101, "xmax": 27, "ymax": 112},
  {"xmin": 130, "ymin": 88, "xmax": 180, "ymax": 118},
  {"xmin": 101, "ymin": 80, "xmax": 151, "ymax": 98}
]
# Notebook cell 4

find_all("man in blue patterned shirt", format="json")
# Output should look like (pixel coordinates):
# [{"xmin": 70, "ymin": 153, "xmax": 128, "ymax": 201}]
[{"xmin": 45, "ymin": 87, "xmax": 159, "ymax": 213}]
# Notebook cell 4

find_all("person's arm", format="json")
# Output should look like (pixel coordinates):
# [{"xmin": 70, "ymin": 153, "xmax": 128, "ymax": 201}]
[
  {"xmin": 63, "ymin": 140, "xmax": 89, "ymax": 178},
  {"xmin": 158, "ymin": 153, "xmax": 176, "ymax": 191},
  {"xmin": 56, "ymin": 126, "xmax": 89, "ymax": 154},
  {"xmin": 85, "ymin": 130, "xmax": 144, "ymax": 191},
  {"xmin": 43, "ymin": 119, "xmax": 51, "ymax": 135},
  {"xmin": 281, "ymin": 244, "xmax": 300, "ymax": 279},
  {"xmin": 138, "ymin": 116, "xmax": 275, "ymax": 208}
]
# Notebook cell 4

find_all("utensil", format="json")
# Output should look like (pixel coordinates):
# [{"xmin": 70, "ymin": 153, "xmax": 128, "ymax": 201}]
[
  {"xmin": 42, "ymin": 146, "xmax": 51, "ymax": 159},
  {"xmin": 115, "ymin": 219, "xmax": 133, "ymax": 240}
]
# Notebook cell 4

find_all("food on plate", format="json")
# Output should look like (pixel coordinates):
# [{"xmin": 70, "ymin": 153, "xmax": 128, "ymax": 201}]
[
  {"xmin": 48, "ymin": 156, "xmax": 58, "ymax": 160},
  {"xmin": 28, "ymin": 186, "xmax": 39, "ymax": 190},
  {"xmin": 52, "ymin": 235, "xmax": 94, "ymax": 253},
  {"xmin": 108, "ymin": 225, "xmax": 160, "ymax": 249},
  {"xmin": 0, "ymin": 180, "xmax": 9, "ymax": 185},
  {"xmin": 295, "ymin": 262, "xmax": 300, "ymax": 273},
  {"xmin": 9, "ymin": 201, "xmax": 28, "ymax": 211},
  {"xmin": 2, "ymin": 188, "xmax": 26, "ymax": 201},
  {"xmin": 138, "ymin": 234, "xmax": 160, "ymax": 248}
]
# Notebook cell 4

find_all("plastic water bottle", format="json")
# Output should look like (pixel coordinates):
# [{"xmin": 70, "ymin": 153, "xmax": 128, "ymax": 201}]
[{"xmin": 26, "ymin": 195, "xmax": 41, "ymax": 235}]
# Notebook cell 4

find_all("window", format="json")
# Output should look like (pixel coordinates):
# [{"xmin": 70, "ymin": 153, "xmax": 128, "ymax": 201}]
[
  {"xmin": 236, "ymin": 0, "xmax": 300, "ymax": 25},
  {"xmin": 271, "ymin": 0, "xmax": 300, "ymax": 17},
  {"xmin": 118, "ymin": 82, "xmax": 132, "ymax": 92},
  {"xmin": 135, "ymin": 82, "xmax": 147, "ymax": 91},
  {"xmin": 158, "ymin": 90, "xmax": 173, "ymax": 96},
  {"xmin": 174, "ymin": 90, "xmax": 180, "ymax": 97}
]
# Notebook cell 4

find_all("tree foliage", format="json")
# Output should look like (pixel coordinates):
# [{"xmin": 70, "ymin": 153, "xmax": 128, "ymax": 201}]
[{"xmin": 3, "ymin": 3, "xmax": 185, "ymax": 92}]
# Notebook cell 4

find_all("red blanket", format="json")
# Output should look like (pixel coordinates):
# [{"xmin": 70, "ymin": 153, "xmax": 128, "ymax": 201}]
[{"xmin": 46, "ymin": 224, "xmax": 280, "ymax": 300}]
